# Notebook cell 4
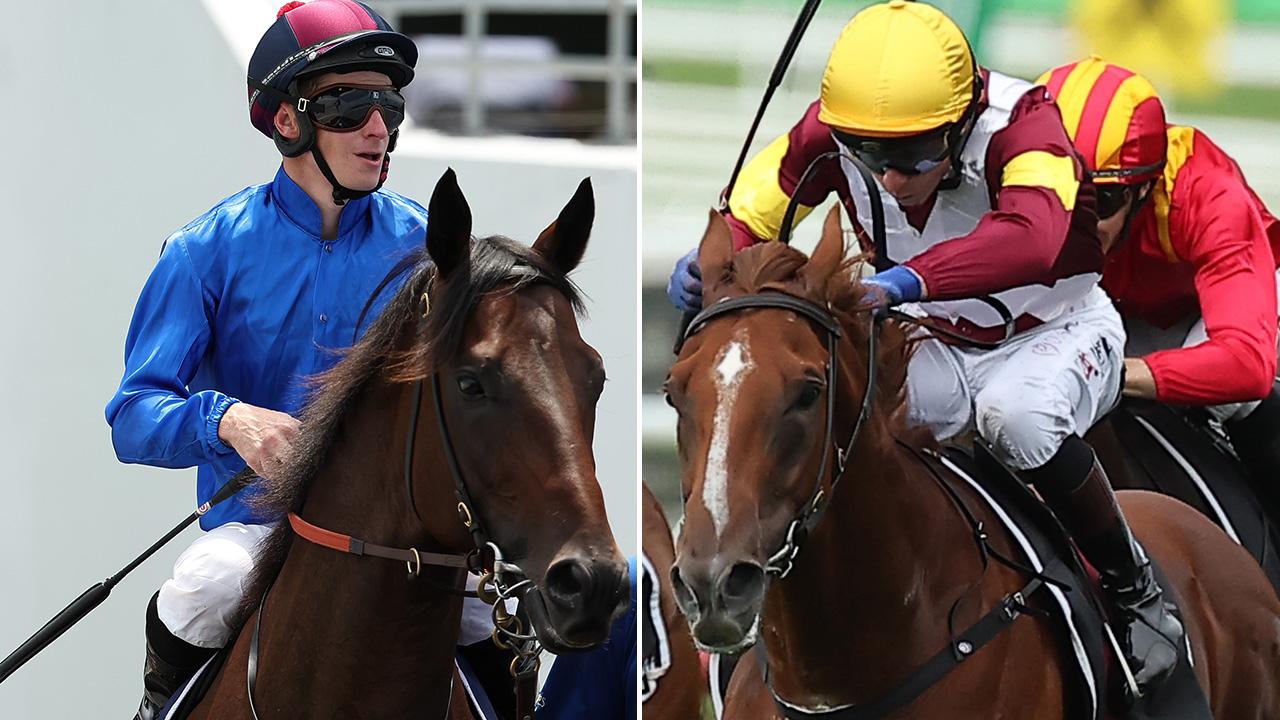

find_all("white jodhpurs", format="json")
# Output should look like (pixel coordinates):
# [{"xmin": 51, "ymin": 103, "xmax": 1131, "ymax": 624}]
[
  {"xmin": 905, "ymin": 286, "xmax": 1126, "ymax": 470},
  {"xmin": 157, "ymin": 522, "xmax": 504, "ymax": 649},
  {"xmin": 156, "ymin": 522, "xmax": 273, "ymax": 648},
  {"xmin": 1123, "ymin": 269, "xmax": 1280, "ymax": 423}
]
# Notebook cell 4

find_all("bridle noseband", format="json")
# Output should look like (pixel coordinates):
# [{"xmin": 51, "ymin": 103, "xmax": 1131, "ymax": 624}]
[{"xmin": 675, "ymin": 292, "xmax": 881, "ymax": 578}]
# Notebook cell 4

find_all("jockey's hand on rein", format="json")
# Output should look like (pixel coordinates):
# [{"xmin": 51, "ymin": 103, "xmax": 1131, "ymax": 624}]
[
  {"xmin": 667, "ymin": 248, "xmax": 703, "ymax": 312},
  {"xmin": 217, "ymin": 401, "xmax": 301, "ymax": 480},
  {"xmin": 858, "ymin": 266, "xmax": 923, "ymax": 314}
]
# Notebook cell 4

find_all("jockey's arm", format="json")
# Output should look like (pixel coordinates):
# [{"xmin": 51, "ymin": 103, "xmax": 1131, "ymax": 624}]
[
  {"xmin": 723, "ymin": 101, "xmax": 847, "ymax": 250},
  {"xmin": 903, "ymin": 92, "xmax": 1095, "ymax": 301},
  {"xmin": 1141, "ymin": 169, "xmax": 1278, "ymax": 405},
  {"xmin": 105, "ymin": 234, "xmax": 241, "ymax": 469}
]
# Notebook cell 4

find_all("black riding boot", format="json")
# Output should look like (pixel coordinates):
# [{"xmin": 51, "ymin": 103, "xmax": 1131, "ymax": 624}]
[
  {"xmin": 1227, "ymin": 382, "xmax": 1280, "ymax": 512},
  {"xmin": 134, "ymin": 592, "xmax": 215, "ymax": 720},
  {"xmin": 1025, "ymin": 436, "xmax": 1185, "ymax": 706}
]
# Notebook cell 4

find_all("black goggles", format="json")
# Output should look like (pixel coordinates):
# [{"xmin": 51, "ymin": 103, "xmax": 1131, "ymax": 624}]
[
  {"xmin": 300, "ymin": 84, "xmax": 406, "ymax": 133},
  {"xmin": 1094, "ymin": 184, "xmax": 1132, "ymax": 220},
  {"xmin": 831, "ymin": 127, "xmax": 952, "ymax": 176}
]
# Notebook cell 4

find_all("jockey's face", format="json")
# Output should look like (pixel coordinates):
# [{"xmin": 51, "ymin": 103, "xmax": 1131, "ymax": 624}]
[
  {"xmin": 1097, "ymin": 199, "xmax": 1129, "ymax": 254},
  {"xmin": 310, "ymin": 70, "xmax": 396, "ymax": 192},
  {"xmin": 1095, "ymin": 182, "xmax": 1150, "ymax": 254},
  {"xmin": 876, "ymin": 160, "xmax": 952, "ymax": 207}
]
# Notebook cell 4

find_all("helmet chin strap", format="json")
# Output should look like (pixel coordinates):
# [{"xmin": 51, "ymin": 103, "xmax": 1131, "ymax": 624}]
[
  {"xmin": 1112, "ymin": 179, "xmax": 1157, "ymax": 248},
  {"xmin": 308, "ymin": 135, "xmax": 394, "ymax": 207}
]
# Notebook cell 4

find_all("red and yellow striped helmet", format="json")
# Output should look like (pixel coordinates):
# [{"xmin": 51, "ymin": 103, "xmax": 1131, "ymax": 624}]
[
  {"xmin": 819, "ymin": 0, "xmax": 977, "ymax": 137},
  {"xmin": 1036, "ymin": 57, "xmax": 1166, "ymax": 185}
]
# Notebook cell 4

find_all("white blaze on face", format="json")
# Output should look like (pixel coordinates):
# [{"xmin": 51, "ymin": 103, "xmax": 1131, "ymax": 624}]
[{"xmin": 703, "ymin": 333, "xmax": 753, "ymax": 538}]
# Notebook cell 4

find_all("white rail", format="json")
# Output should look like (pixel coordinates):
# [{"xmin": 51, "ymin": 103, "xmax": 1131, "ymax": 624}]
[{"xmin": 371, "ymin": 0, "xmax": 636, "ymax": 141}]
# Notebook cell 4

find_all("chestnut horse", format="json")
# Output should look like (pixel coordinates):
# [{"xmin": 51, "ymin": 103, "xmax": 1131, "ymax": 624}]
[
  {"xmin": 664, "ymin": 206, "xmax": 1280, "ymax": 719},
  {"xmin": 187, "ymin": 170, "xmax": 629, "ymax": 719},
  {"xmin": 641, "ymin": 483, "xmax": 705, "ymax": 718}
]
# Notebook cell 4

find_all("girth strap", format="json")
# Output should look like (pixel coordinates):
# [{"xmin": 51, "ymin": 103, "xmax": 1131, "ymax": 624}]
[{"xmin": 770, "ymin": 558, "xmax": 1064, "ymax": 719}]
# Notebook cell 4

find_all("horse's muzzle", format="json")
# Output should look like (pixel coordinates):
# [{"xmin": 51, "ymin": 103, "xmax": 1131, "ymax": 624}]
[
  {"xmin": 670, "ymin": 557, "xmax": 766, "ymax": 652},
  {"xmin": 526, "ymin": 555, "xmax": 629, "ymax": 653}
]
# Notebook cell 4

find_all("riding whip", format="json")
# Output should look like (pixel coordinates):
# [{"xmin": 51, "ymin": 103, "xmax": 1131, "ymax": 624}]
[{"xmin": 0, "ymin": 467, "xmax": 256, "ymax": 684}]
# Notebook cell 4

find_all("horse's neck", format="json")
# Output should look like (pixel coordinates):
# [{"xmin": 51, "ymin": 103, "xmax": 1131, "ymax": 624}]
[
  {"xmin": 252, "ymin": 379, "xmax": 466, "ymax": 714},
  {"xmin": 760, "ymin": 364, "xmax": 983, "ymax": 708},
  {"xmin": 256, "ymin": 541, "xmax": 465, "ymax": 714}
]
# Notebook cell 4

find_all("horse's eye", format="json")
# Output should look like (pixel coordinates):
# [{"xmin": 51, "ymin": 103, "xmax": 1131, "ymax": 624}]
[
  {"xmin": 795, "ymin": 382, "xmax": 822, "ymax": 410},
  {"xmin": 457, "ymin": 376, "xmax": 484, "ymax": 396}
]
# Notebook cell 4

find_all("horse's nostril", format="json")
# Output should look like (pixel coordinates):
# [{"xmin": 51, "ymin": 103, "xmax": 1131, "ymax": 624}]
[
  {"xmin": 545, "ymin": 558, "xmax": 592, "ymax": 607},
  {"xmin": 670, "ymin": 565, "xmax": 698, "ymax": 613},
  {"xmin": 721, "ymin": 562, "xmax": 765, "ymax": 604}
]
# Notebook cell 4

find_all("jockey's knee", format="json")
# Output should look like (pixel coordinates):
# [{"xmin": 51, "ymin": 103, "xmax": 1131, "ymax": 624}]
[
  {"xmin": 975, "ymin": 385, "xmax": 1071, "ymax": 471},
  {"xmin": 157, "ymin": 525, "xmax": 266, "ymax": 648}
]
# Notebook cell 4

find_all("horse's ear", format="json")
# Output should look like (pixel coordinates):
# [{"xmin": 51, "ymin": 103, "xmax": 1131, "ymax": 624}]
[
  {"xmin": 426, "ymin": 168, "xmax": 472, "ymax": 279},
  {"xmin": 698, "ymin": 209, "xmax": 734, "ymax": 296},
  {"xmin": 533, "ymin": 177, "xmax": 594, "ymax": 274},
  {"xmin": 805, "ymin": 204, "xmax": 846, "ymax": 293}
]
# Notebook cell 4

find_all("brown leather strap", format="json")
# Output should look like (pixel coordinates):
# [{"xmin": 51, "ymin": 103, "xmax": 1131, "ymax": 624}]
[
  {"xmin": 515, "ymin": 670, "xmax": 539, "ymax": 720},
  {"xmin": 287, "ymin": 512, "xmax": 470, "ymax": 569}
]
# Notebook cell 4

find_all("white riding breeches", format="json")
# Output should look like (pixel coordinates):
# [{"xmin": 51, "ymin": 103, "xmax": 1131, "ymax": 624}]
[
  {"xmin": 157, "ymin": 522, "xmax": 273, "ymax": 648},
  {"xmin": 157, "ymin": 522, "xmax": 506, "ymax": 648},
  {"xmin": 905, "ymin": 286, "xmax": 1126, "ymax": 470},
  {"xmin": 1123, "ymin": 269, "xmax": 1280, "ymax": 423}
]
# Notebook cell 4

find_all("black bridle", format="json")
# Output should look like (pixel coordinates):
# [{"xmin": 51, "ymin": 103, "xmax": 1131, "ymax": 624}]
[{"xmin": 676, "ymin": 292, "xmax": 881, "ymax": 578}]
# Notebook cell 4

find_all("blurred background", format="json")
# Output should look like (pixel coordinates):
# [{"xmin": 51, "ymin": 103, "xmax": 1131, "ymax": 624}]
[
  {"xmin": 0, "ymin": 1, "xmax": 635, "ymax": 716},
  {"xmin": 642, "ymin": 0, "xmax": 1280, "ymax": 521}
]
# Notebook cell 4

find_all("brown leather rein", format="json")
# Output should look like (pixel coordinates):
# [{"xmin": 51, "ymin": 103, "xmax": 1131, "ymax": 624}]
[{"xmin": 287, "ymin": 510, "xmax": 473, "ymax": 574}]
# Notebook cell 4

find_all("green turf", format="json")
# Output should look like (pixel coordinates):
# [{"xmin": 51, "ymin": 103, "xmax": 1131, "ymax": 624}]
[
  {"xmin": 645, "ymin": 0, "xmax": 1280, "ymax": 24},
  {"xmin": 643, "ymin": 58, "xmax": 745, "ymax": 87},
  {"xmin": 645, "ymin": 57, "xmax": 1280, "ymax": 122},
  {"xmin": 1167, "ymin": 83, "xmax": 1280, "ymax": 123}
]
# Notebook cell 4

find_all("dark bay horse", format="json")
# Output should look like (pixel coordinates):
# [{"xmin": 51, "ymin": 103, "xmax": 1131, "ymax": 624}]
[
  {"xmin": 664, "ymin": 206, "xmax": 1280, "ymax": 719},
  {"xmin": 188, "ymin": 169, "xmax": 629, "ymax": 719},
  {"xmin": 641, "ymin": 483, "xmax": 705, "ymax": 719}
]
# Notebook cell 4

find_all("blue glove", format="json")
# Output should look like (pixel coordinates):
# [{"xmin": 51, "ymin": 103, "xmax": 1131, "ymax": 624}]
[
  {"xmin": 859, "ymin": 266, "xmax": 923, "ymax": 309},
  {"xmin": 667, "ymin": 248, "xmax": 703, "ymax": 312}
]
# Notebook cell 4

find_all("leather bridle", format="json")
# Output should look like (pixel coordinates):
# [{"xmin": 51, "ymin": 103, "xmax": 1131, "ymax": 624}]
[{"xmin": 675, "ymin": 292, "xmax": 881, "ymax": 578}]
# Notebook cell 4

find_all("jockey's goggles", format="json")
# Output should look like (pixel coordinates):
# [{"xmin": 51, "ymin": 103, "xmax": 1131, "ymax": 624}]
[
  {"xmin": 1094, "ymin": 184, "xmax": 1132, "ymax": 220},
  {"xmin": 300, "ymin": 84, "xmax": 406, "ymax": 133},
  {"xmin": 832, "ymin": 126, "xmax": 952, "ymax": 176}
]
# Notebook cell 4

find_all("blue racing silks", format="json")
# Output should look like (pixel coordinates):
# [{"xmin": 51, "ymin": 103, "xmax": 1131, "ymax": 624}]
[{"xmin": 106, "ymin": 166, "xmax": 427, "ymax": 529}]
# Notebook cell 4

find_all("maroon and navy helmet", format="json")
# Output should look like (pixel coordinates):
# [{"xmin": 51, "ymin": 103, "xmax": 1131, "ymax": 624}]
[{"xmin": 247, "ymin": 0, "xmax": 418, "ymax": 139}]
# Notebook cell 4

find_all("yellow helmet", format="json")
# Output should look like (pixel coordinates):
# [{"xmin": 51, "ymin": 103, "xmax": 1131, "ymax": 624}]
[{"xmin": 819, "ymin": 0, "xmax": 978, "ymax": 137}]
